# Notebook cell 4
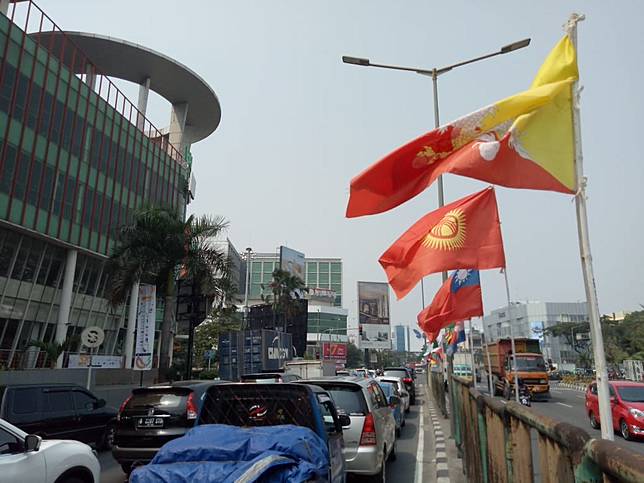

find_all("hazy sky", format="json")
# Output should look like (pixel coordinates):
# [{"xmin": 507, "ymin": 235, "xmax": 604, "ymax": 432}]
[{"xmin": 36, "ymin": 1, "xmax": 644, "ymax": 350}]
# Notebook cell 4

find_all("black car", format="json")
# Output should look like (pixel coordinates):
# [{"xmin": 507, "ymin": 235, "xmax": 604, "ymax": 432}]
[
  {"xmin": 383, "ymin": 367, "xmax": 416, "ymax": 405},
  {"xmin": 0, "ymin": 383, "xmax": 117, "ymax": 449},
  {"xmin": 112, "ymin": 380, "xmax": 226, "ymax": 474}
]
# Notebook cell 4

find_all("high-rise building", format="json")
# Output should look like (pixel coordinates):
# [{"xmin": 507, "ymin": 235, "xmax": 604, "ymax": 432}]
[
  {"xmin": 245, "ymin": 251, "xmax": 343, "ymax": 308},
  {"xmin": 0, "ymin": 2, "xmax": 220, "ymax": 368},
  {"xmin": 394, "ymin": 325, "xmax": 406, "ymax": 352},
  {"xmin": 482, "ymin": 302, "xmax": 588, "ymax": 365}
]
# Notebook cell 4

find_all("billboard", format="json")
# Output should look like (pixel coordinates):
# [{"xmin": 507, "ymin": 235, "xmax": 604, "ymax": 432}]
[
  {"xmin": 279, "ymin": 246, "xmax": 305, "ymax": 280},
  {"xmin": 134, "ymin": 284, "xmax": 156, "ymax": 371},
  {"xmin": 360, "ymin": 324, "xmax": 391, "ymax": 350},
  {"xmin": 358, "ymin": 282, "xmax": 390, "ymax": 325},
  {"xmin": 322, "ymin": 342, "xmax": 347, "ymax": 363},
  {"xmin": 308, "ymin": 287, "xmax": 337, "ymax": 303}
]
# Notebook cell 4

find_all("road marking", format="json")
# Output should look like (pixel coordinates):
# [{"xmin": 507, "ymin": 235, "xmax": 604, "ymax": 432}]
[
  {"xmin": 415, "ymin": 401, "xmax": 424, "ymax": 483},
  {"xmin": 576, "ymin": 395, "xmax": 585, "ymax": 399},
  {"xmin": 556, "ymin": 402, "xmax": 573, "ymax": 408}
]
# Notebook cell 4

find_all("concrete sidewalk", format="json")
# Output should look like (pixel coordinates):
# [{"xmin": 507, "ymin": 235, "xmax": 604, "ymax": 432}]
[{"xmin": 423, "ymin": 387, "xmax": 465, "ymax": 483}]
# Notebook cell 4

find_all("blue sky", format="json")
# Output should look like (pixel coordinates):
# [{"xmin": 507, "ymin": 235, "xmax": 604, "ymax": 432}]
[{"xmin": 37, "ymin": 1, "xmax": 644, "ymax": 350}]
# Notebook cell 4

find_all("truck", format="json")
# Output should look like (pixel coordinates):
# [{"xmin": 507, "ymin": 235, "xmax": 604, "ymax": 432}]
[
  {"xmin": 486, "ymin": 338, "xmax": 550, "ymax": 400},
  {"xmin": 285, "ymin": 360, "xmax": 337, "ymax": 379}
]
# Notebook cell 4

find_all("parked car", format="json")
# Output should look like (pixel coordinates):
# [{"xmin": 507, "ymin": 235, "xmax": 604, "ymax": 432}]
[
  {"xmin": 377, "ymin": 376, "xmax": 410, "ymax": 414},
  {"xmin": 0, "ymin": 384, "xmax": 117, "ymax": 450},
  {"xmin": 112, "ymin": 380, "xmax": 226, "ymax": 474},
  {"xmin": 298, "ymin": 376, "xmax": 396, "ymax": 482},
  {"xmin": 0, "ymin": 417, "xmax": 100, "ymax": 483},
  {"xmin": 196, "ymin": 382, "xmax": 348, "ymax": 483},
  {"xmin": 585, "ymin": 381, "xmax": 644, "ymax": 440},
  {"xmin": 384, "ymin": 367, "xmax": 416, "ymax": 405},
  {"xmin": 240, "ymin": 372, "xmax": 301, "ymax": 383},
  {"xmin": 377, "ymin": 381, "xmax": 403, "ymax": 436},
  {"xmin": 354, "ymin": 368, "xmax": 369, "ymax": 379}
]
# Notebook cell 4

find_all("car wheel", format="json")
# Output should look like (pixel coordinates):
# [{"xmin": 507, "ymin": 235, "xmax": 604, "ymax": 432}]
[
  {"xmin": 60, "ymin": 477, "xmax": 85, "ymax": 483},
  {"xmin": 589, "ymin": 412, "xmax": 600, "ymax": 429},
  {"xmin": 98, "ymin": 423, "xmax": 115, "ymax": 451},
  {"xmin": 388, "ymin": 440, "xmax": 397, "ymax": 462},
  {"xmin": 620, "ymin": 420, "xmax": 632, "ymax": 441}
]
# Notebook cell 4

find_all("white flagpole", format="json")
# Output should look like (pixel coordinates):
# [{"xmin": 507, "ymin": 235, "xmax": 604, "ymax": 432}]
[
  {"xmin": 503, "ymin": 269, "xmax": 520, "ymax": 403},
  {"xmin": 567, "ymin": 13, "xmax": 613, "ymax": 441},
  {"xmin": 467, "ymin": 318, "xmax": 477, "ymax": 386}
]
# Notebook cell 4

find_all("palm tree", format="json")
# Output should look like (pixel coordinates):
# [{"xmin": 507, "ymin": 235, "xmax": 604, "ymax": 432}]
[
  {"xmin": 29, "ymin": 338, "xmax": 78, "ymax": 368},
  {"xmin": 108, "ymin": 205, "xmax": 229, "ymax": 374},
  {"xmin": 262, "ymin": 268, "xmax": 308, "ymax": 330}
]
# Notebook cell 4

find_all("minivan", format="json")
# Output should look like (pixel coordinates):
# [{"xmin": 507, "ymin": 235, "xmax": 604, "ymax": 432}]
[
  {"xmin": 0, "ymin": 384, "xmax": 117, "ymax": 450},
  {"xmin": 298, "ymin": 376, "xmax": 396, "ymax": 482}
]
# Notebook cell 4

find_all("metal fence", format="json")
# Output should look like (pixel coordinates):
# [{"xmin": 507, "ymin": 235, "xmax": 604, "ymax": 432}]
[{"xmin": 445, "ymin": 375, "xmax": 644, "ymax": 483}]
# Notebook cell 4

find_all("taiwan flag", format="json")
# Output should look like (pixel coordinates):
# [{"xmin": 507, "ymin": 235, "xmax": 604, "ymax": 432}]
[{"xmin": 417, "ymin": 269, "xmax": 483, "ymax": 336}]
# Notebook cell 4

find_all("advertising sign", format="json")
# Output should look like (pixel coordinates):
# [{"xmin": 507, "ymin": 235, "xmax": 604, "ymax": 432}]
[
  {"xmin": 134, "ymin": 284, "xmax": 156, "ymax": 371},
  {"xmin": 262, "ymin": 330, "xmax": 292, "ymax": 371},
  {"xmin": 358, "ymin": 282, "xmax": 390, "ymax": 325},
  {"xmin": 279, "ymin": 246, "xmax": 306, "ymax": 280},
  {"xmin": 360, "ymin": 324, "xmax": 391, "ymax": 350},
  {"xmin": 307, "ymin": 287, "xmax": 337, "ymax": 303},
  {"xmin": 530, "ymin": 321, "xmax": 545, "ymax": 348},
  {"xmin": 322, "ymin": 342, "xmax": 347, "ymax": 362},
  {"xmin": 68, "ymin": 354, "xmax": 123, "ymax": 369}
]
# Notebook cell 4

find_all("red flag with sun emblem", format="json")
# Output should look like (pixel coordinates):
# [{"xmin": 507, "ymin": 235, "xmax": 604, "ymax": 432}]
[{"xmin": 379, "ymin": 187, "xmax": 505, "ymax": 299}]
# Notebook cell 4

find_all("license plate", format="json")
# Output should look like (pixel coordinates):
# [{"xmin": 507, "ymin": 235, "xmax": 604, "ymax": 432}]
[{"xmin": 136, "ymin": 417, "xmax": 164, "ymax": 428}]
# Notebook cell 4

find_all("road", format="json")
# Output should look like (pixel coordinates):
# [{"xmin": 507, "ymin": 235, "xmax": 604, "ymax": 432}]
[
  {"xmin": 100, "ymin": 378, "xmax": 433, "ymax": 482},
  {"xmin": 475, "ymin": 381, "xmax": 644, "ymax": 455}
]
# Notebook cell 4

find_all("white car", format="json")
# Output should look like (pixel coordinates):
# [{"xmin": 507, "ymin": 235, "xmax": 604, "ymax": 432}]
[
  {"xmin": 377, "ymin": 376, "xmax": 410, "ymax": 413},
  {"xmin": 0, "ymin": 418, "xmax": 100, "ymax": 483}
]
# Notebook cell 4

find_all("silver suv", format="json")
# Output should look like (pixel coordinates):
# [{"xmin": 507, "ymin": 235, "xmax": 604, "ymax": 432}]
[{"xmin": 298, "ymin": 376, "xmax": 396, "ymax": 481}]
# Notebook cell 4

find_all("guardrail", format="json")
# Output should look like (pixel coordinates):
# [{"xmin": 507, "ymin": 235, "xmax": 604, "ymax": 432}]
[
  {"xmin": 447, "ymin": 375, "xmax": 644, "ymax": 483},
  {"xmin": 429, "ymin": 369, "xmax": 448, "ymax": 417}
]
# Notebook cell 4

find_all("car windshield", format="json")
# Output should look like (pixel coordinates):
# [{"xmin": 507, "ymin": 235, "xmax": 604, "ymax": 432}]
[
  {"xmin": 617, "ymin": 386, "xmax": 644, "ymax": 402},
  {"xmin": 513, "ymin": 356, "xmax": 546, "ymax": 371},
  {"xmin": 378, "ymin": 382, "xmax": 394, "ymax": 398},
  {"xmin": 127, "ymin": 391, "xmax": 186, "ymax": 410},
  {"xmin": 315, "ymin": 384, "xmax": 367, "ymax": 416}
]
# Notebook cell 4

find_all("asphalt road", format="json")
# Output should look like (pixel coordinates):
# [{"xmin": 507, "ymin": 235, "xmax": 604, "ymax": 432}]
[
  {"xmin": 531, "ymin": 384, "xmax": 644, "ymax": 455},
  {"xmin": 475, "ymin": 381, "xmax": 644, "ymax": 456},
  {"xmin": 100, "ymin": 378, "xmax": 433, "ymax": 482}
]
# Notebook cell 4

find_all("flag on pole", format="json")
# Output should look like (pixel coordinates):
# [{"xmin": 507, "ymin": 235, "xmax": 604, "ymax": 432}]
[
  {"xmin": 346, "ymin": 35, "xmax": 578, "ymax": 218},
  {"xmin": 417, "ymin": 269, "xmax": 483, "ymax": 336},
  {"xmin": 379, "ymin": 187, "xmax": 505, "ymax": 299},
  {"xmin": 445, "ymin": 321, "xmax": 466, "ymax": 356}
]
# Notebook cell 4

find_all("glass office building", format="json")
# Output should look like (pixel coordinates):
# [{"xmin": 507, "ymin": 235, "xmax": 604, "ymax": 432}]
[{"xmin": 0, "ymin": 2, "xmax": 220, "ymax": 368}]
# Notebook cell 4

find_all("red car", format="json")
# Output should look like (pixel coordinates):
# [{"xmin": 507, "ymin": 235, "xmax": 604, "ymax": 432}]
[{"xmin": 585, "ymin": 381, "xmax": 644, "ymax": 440}]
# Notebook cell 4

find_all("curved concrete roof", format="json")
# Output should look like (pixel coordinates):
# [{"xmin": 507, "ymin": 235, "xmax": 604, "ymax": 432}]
[{"xmin": 31, "ymin": 31, "xmax": 221, "ymax": 145}]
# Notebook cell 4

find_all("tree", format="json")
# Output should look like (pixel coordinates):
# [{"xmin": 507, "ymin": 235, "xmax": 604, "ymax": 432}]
[
  {"xmin": 346, "ymin": 343, "xmax": 363, "ymax": 368},
  {"xmin": 193, "ymin": 277, "xmax": 242, "ymax": 369},
  {"xmin": 29, "ymin": 338, "xmax": 78, "ymax": 369},
  {"xmin": 261, "ymin": 269, "xmax": 308, "ymax": 329},
  {"xmin": 108, "ymin": 205, "xmax": 229, "ymax": 374}
]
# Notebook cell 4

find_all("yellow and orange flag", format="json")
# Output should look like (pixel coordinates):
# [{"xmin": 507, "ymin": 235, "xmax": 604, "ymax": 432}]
[{"xmin": 346, "ymin": 35, "xmax": 578, "ymax": 218}]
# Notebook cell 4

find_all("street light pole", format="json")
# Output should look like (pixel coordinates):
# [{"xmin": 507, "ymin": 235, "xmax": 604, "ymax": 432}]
[
  {"xmin": 243, "ymin": 247, "xmax": 252, "ymax": 329},
  {"xmin": 343, "ymin": 37, "xmax": 531, "ymax": 431}
]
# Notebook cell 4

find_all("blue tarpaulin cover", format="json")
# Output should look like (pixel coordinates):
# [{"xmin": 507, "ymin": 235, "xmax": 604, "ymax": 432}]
[{"xmin": 130, "ymin": 424, "xmax": 330, "ymax": 483}]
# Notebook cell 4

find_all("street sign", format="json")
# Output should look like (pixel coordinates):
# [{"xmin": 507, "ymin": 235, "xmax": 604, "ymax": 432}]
[
  {"xmin": 204, "ymin": 350, "xmax": 216, "ymax": 361},
  {"xmin": 81, "ymin": 326, "xmax": 104, "ymax": 348}
]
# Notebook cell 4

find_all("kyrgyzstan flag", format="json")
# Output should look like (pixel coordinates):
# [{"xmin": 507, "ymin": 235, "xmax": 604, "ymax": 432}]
[
  {"xmin": 346, "ymin": 35, "xmax": 578, "ymax": 218},
  {"xmin": 379, "ymin": 187, "xmax": 505, "ymax": 299},
  {"xmin": 418, "ymin": 269, "xmax": 483, "ymax": 336}
]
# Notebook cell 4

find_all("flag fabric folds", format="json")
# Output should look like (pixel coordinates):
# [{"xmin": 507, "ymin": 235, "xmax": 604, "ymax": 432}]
[
  {"xmin": 379, "ymin": 187, "xmax": 505, "ymax": 299},
  {"xmin": 445, "ymin": 321, "xmax": 466, "ymax": 356},
  {"xmin": 346, "ymin": 35, "xmax": 578, "ymax": 218},
  {"xmin": 417, "ymin": 269, "xmax": 483, "ymax": 336}
]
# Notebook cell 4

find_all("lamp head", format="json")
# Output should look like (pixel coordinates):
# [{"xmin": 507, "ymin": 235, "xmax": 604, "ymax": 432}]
[
  {"xmin": 342, "ymin": 55, "xmax": 370, "ymax": 66},
  {"xmin": 500, "ymin": 38, "xmax": 531, "ymax": 53}
]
